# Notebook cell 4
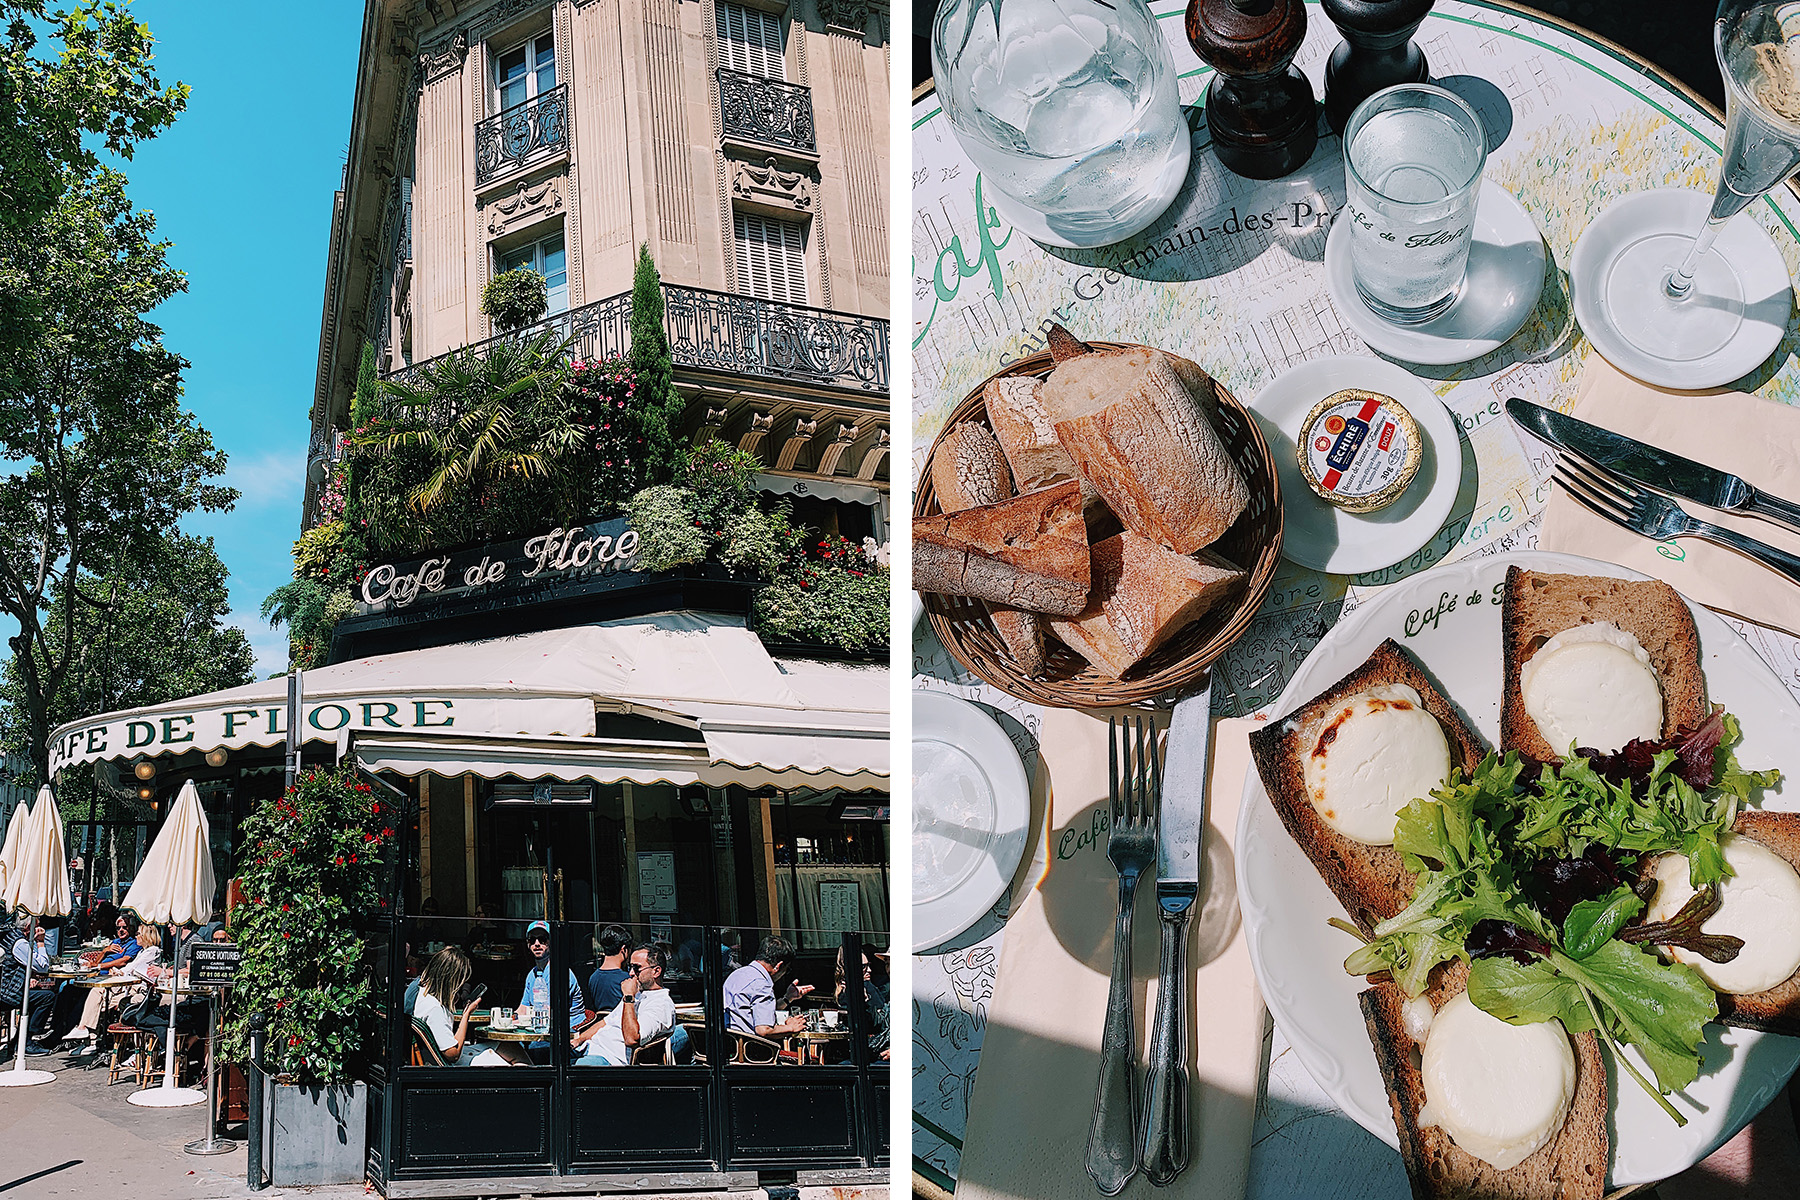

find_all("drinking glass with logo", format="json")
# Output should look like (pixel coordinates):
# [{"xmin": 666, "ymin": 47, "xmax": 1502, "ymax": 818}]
[
  {"xmin": 1342, "ymin": 84, "xmax": 1488, "ymax": 324},
  {"xmin": 931, "ymin": 0, "xmax": 1192, "ymax": 248}
]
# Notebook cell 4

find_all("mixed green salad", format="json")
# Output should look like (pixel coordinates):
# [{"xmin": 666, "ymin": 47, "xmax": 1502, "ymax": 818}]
[{"xmin": 1333, "ymin": 708, "xmax": 1782, "ymax": 1124}]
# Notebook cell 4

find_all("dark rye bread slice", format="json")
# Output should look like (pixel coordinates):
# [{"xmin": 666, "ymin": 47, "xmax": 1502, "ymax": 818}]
[
  {"xmin": 1499, "ymin": 568, "xmax": 1707, "ymax": 762},
  {"xmin": 1361, "ymin": 962, "xmax": 1608, "ymax": 1200},
  {"xmin": 913, "ymin": 480, "xmax": 1090, "ymax": 617},
  {"xmin": 1250, "ymin": 639, "xmax": 1486, "ymax": 934},
  {"xmin": 1634, "ymin": 811, "xmax": 1800, "ymax": 1037}
]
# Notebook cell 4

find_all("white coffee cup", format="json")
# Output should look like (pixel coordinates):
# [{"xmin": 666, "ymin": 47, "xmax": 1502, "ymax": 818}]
[{"xmin": 822, "ymin": 1010, "xmax": 839, "ymax": 1029}]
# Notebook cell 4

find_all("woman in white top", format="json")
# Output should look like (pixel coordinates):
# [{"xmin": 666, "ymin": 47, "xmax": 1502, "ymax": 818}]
[
  {"xmin": 67, "ymin": 925, "xmax": 163, "ymax": 1040},
  {"xmin": 412, "ymin": 946, "xmax": 521, "ymax": 1066}
]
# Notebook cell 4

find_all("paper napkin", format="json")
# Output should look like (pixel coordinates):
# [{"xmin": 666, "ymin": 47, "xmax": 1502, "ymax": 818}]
[
  {"xmin": 1538, "ymin": 356, "xmax": 1800, "ymax": 634},
  {"xmin": 956, "ymin": 712, "xmax": 1264, "ymax": 1200}
]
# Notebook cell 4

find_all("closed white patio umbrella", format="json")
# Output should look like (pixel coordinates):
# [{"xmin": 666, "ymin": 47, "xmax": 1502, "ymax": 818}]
[
  {"xmin": 124, "ymin": 779, "xmax": 214, "ymax": 1107},
  {"xmin": 0, "ymin": 799, "xmax": 26, "ymax": 900},
  {"xmin": 0, "ymin": 786, "xmax": 71, "ymax": 1088}
]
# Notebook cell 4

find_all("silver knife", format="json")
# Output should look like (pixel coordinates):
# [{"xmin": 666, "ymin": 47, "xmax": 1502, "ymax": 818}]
[
  {"xmin": 1507, "ymin": 397, "xmax": 1800, "ymax": 535},
  {"xmin": 1139, "ymin": 678, "xmax": 1212, "ymax": 1186}
]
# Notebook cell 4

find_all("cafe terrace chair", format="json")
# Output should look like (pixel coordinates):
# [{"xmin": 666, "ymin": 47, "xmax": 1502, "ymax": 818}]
[
  {"xmin": 409, "ymin": 1020, "xmax": 449, "ymax": 1067},
  {"xmin": 630, "ymin": 1031, "xmax": 673, "ymax": 1065},
  {"xmin": 728, "ymin": 1028, "xmax": 798, "ymax": 1065},
  {"xmin": 104, "ymin": 1022, "xmax": 143, "ymax": 1085}
]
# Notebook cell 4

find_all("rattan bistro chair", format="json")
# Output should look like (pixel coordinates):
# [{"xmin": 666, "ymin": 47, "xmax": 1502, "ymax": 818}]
[
  {"xmin": 409, "ymin": 1020, "xmax": 449, "ymax": 1067},
  {"xmin": 728, "ymin": 1028, "xmax": 797, "ymax": 1065},
  {"xmin": 630, "ymin": 1031, "xmax": 672, "ymax": 1065}
]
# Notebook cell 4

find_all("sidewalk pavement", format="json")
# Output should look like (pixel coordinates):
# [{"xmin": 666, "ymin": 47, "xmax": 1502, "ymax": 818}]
[{"xmin": 0, "ymin": 1042, "xmax": 891, "ymax": 1200}]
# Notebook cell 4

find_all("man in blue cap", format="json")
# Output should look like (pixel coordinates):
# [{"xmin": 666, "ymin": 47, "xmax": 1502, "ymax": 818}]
[{"xmin": 519, "ymin": 920, "xmax": 585, "ymax": 1064}]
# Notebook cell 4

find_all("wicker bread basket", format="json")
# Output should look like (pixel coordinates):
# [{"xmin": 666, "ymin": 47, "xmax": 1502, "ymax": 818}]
[{"xmin": 916, "ymin": 344, "xmax": 1284, "ymax": 707}]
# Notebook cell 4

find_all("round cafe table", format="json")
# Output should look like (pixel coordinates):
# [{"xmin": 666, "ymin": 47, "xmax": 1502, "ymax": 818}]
[
  {"xmin": 912, "ymin": 3, "xmax": 1800, "ymax": 1198},
  {"xmin": 783, "ymin": 1028, "xmax": 850, "ymax": 1064},
  {"xmin": 479, "ymin": 1026, "xmax": 547, "ymax": 1043}
]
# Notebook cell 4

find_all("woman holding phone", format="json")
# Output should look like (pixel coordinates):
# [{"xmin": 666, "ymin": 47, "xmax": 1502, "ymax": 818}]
[{"xmin": 413, "ymin": 946, "xmax": 514, "ymax": 1066}]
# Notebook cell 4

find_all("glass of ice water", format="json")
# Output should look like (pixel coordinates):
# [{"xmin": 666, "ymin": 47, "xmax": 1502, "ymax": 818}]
[
  {"xmin": 1342, "ymin": 84, "xmax": 1488, "ymax": 324},
  {"xmin": 931, "ymin": 0, "xmax": 1192, "ymax": 249}
]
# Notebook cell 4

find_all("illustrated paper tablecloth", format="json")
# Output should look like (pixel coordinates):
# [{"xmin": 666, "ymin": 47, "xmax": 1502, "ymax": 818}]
[{"xmin": 913, "ymin": 2, "xmax": 1800, "ymax": 1195}]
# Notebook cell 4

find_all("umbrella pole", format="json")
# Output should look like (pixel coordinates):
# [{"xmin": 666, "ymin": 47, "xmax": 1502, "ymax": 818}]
[
  {"xmin": 162, "ymin": 931, "xmax": 181, "ymax": 1089},
  {"xmin": 127, "ymin": 926, "xmax": 203, "ymax": 1105}
]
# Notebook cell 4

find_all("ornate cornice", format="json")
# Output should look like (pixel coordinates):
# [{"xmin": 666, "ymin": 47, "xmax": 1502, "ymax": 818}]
[
  {"xmin": 816, "ymin": 0, "xmax": 871, "ymax": 35},
  {"xmin": 482, "ymin": 174, "xmax": 567, "ymax": 236},
  {"xmin": 417, "ymin": 28, "xmax": 467, "ymax": 82},
  {"xmin": 729, "ymin": 156, "xmax": 817, "ymax": 213}
]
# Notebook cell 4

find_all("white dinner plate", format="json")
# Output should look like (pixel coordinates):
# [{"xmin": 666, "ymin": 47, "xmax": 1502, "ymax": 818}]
[
  {"xmin": 1249, "ymin": 355, "xmax": 1461, "ymax": 575},
  {"xmin": 1571, "ymin": 188, "xmax": 1790, "ymax": 390},
  {"xmin": 913, "ymin": 689, "xmax": 1031, "ymax": 953},
  {"xmin": 1325, "ymin": 180, "xmax": 1547, "ymax": 365},
  {"xmin": 1235, "ymin": 550, "xmax": 1800, "ymax": 1188}
]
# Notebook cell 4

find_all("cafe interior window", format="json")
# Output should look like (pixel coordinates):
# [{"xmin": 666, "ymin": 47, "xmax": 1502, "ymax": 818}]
[{"xmin": 495, "ymin": 31, "xmax": 556, "ymax": 111}]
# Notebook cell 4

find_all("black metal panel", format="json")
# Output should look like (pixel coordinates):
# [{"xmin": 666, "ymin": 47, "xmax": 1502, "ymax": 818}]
[
  {"xmin": 872, "ymin": 1082, "xmax": 889, "ymax": 1162},
  {"xmin": 364, "ymin": 1076, "xmax": 389, "ymax": 1187},
  {"xmin": 724, "ymin": 1076, "xmax": 858, "ymax": 1163},
  {"xmin": 568, "ymin": 1075, "xmax": 713, "ymax": 1165},
  {"xmin": 397, "ymin": 1076, "xmax": 554, "ymax": 1168}
]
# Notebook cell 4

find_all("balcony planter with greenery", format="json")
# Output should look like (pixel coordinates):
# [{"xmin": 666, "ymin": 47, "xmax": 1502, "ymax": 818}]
[
  {"xmin": 480, "ymin": 266, "xmax": 549, "ymax": 330},
  {"xmin": 222, "ymin": 767, "xmax": 392, "ymax": 1185}
]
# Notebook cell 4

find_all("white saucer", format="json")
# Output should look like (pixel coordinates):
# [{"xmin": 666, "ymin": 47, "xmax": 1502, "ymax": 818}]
[
  {"xmin": 1325, "ymin": 180, "xmax": 1547, "ymax": 365},
  {"xmin": 1571, "ymin": 188, "xmax": 1790, "ymax": 389},
  {"xmin": 1249, "ymin": 356, "xmax": 1462, "ymax": 575},
  {"xmin": 913, "ymin": 689, "xmax": 1030, "ymax": 953}
]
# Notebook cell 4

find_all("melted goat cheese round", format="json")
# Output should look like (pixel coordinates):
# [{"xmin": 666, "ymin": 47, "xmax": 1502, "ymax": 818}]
[
  {"xmin": 1418, "ymin": 992, "xmax": 1576, "ymax": 1171},
  {"xmin": 1520, "ymin": 622, "xmax": 1662, "ymax": 755},
  {"xmin": 1301, "ymin": 684, "xmax": 1451, "ymax": 846},
  {"xmin": 1646, "ymin": 834, "xmax": 1800, "ymax": 994}
]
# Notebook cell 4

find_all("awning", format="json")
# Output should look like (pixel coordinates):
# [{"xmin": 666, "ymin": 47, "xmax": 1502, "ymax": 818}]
[
  {"xmin": 48, "ymin": 616, "xmax": 888, "ymax": 790},
  {"xmin": 752, "ymin": 472, "xmax": 886, "ymax": 506}
]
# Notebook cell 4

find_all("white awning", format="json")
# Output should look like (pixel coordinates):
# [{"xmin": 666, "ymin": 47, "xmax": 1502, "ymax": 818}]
[
  {"xmin": 752, "ymin": 472, "xmax": 886, "ymax": 505},
  {"xmin": 48, "ymin": 616, "xmax": 888, "ymax": 789}
]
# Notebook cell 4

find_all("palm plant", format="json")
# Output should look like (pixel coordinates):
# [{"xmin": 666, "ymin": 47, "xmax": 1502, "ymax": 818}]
[{"xmin": 370, "ymin": 329, "xmax": 579, "ymax": 517}]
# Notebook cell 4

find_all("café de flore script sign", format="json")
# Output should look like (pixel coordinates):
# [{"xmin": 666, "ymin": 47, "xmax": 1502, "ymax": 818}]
[{"xmin": 353, "ymin": 517, "xmax": 641, "ymax": 618}]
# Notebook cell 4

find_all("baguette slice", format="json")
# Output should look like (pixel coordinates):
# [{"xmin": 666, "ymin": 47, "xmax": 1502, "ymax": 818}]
[
  {"xmin": 912, "ymin": 480, "xmax": 1090, "ymax": 617},
  {"xmin": 1045, "ymin": 346, "xmax": 1249, "ymax": 554},
  {"xmin": 1636, "ymin": 810, "xmax": 1800, "ymax": 1037},
  {"xmin": 1362, "ymin": 964, "xmax": 1608, "ymax": 1200},
  {"xmin": 1249, "ymin": 640, "xmax": 1485, "ymax": 932},
  {"xmin": 1047, "ymin": 533, "xmax": 1245, "ymax": 678},
  {"xmin": 1047, "ymin": 322, "xmax": 1093, "ymax": 363},
  {"xmin": 1499, "ymin": 568, "xmax": 1707, "ymax": 762},
  {"xmin": 927, "ymin": 420, "xmax": 1048, "ymax": 675},
  {"xmin": 984, "ymin": 376, "xmax": 1081, "ymax": 493}
]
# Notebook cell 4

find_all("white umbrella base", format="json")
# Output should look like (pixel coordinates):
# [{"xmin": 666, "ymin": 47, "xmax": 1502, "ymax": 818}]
[
  {"xmin": 128, "ymin": 1085, "xmax": 206, "ymax": 1107},
  {"xmin": 0, "ymin": 1069, "xmax": 54, "ymax": 1086},
  {"xmin": 184, "ymin": 1136, "xmax": 238, "ymax": 1156}
]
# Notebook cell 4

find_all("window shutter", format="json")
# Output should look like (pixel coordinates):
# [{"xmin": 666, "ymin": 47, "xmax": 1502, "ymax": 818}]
[
  {"xmin": 716, "ymin": 2, "xmax": 786, "ymax": 79},
  {"xmin": 735, "ymin": 211, "xmax": 807, "ymax": 305}
]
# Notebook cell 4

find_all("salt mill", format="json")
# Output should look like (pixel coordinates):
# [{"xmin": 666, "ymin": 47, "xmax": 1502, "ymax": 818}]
[
  {"xmin": 1185, "ymin": 0, "xmax": 1318, "ymax": 179},
  {"xmin": 1320, "ymin": 0, "xmax": 1434, "ymax": 132}
]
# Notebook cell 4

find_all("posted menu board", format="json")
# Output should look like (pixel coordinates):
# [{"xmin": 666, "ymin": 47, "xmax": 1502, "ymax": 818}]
[{"xmin": 818, "ymin": 882, "xmax": 860, "ymax": 934}]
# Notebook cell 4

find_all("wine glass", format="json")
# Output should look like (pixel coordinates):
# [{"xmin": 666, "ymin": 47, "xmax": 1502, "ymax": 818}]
[{"xmin": 1575, "ymin": 1, "xmax": 1800, "ymax": 379}]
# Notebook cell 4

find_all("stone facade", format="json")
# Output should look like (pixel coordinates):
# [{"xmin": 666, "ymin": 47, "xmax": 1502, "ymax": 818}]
[{"xmin": 307, "ymin": 0, "xmax": 890, "ymax": 525}]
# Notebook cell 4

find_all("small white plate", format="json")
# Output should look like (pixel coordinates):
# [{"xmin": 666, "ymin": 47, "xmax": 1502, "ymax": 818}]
[
  {"xmin": 1249, "ymin": 356, "xmax": 1461, "ymax": 575},
  {"xmin": 1571, "ymin": 188, "xmax": 1790, "ymax": 390},
  {"xmin": 1325, "ymin": 180, "xmax": 1547, "ymax": 365},
  {"xmin": 1235, "ymin": 550, "xmax": 1800, "ymax": 1189},
  {"xmin": 913, "ymin": 689, "xmax": 1031, "ymax": 953}
]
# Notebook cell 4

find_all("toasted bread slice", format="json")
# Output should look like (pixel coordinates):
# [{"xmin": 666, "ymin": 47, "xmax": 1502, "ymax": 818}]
[
  {"xmin": 1634, "ymin": 811, "xmax": 1800, "ymax": 1037},
  {"xmin": 1499, "ymin": 568, "xmax": 1707, "ymax": 762},
  {"xmin": 1249, "ymin": 639, "xmax": 1485, "ymax": 933},
  {"xmin": 1047, "ymin": 533, "xmax": 1244, "ymax": 678},
  {"xmin": 1362, "ymin": 962, "xmax": 1608, "ymax": 1200},
  {"xmin": 912, "ymin": 480, "xmax": 1090, "ymax": 616}
]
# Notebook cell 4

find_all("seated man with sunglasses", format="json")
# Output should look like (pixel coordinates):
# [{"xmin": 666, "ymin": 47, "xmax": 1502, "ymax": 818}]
[
  {"xmin": 518, "ymin": 920, "xmax": 586, "ymax": 1065},
  {"xmin": 573, "ymin": 943, "xmax": 676, "ymax": 1066}
]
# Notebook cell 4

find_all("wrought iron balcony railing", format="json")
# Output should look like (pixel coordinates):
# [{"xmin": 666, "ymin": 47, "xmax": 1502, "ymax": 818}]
[
  {"xmin": 716, "ymin": 68, "xmax": 816, "ymax": 155},
  {"xmin": 475, "ymin": 83, "xmax": 570, "ymax": 186},
  {"xmin": 379, "ymin": 287, "xmax": 886, "ymax": 400}
]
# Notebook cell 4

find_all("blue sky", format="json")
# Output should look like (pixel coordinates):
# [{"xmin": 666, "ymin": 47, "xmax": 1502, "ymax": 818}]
[{"xmin": 124, "ymin": 1, "xmax": 364, "ymax": 676}]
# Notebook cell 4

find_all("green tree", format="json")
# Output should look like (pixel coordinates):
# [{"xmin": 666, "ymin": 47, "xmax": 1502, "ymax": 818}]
[
  {"xmin": 0, "ymin": 532, "xmax": 255, "ymax": 755},
  {"xmin": 628, "ymin": 244, "xmax": 683, "ymax": 485},
  {"xmin": 343, "ymin": 340, "xmax": 380, "ymax": 528},
  {"xmin": 0, "ymin": 167, "xmax": 235, "ymax": 783},
  {"xmin": 0, "ymin": 1, "xmax": 188, "ymax": 234}
]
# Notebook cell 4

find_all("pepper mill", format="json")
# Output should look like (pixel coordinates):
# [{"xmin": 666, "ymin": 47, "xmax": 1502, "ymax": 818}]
[
  {"xmin": 1185, "ymin": 0, "xmax": 1318, "ymax": 180},
  {"xmin": 1320, "ymin": 0, "xmax": 1434, "ymax": 133}
]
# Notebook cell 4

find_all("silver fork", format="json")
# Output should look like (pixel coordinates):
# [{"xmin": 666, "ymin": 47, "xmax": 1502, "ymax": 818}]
[
  {"xmin": 1555, "ymin": 452, "xmax": 1800, "ymax": 586},
  {"xmin": 1086, "ymin": 714, "xmax": 1159, "ymax": 1196}
]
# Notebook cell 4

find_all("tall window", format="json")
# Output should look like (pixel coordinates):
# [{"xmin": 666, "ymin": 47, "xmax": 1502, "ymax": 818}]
[
  {"xmin": 499, "ymin": 230, "xmax": 569, "ymax": 315},
  {"xmin": 716, "ymin": 2, "xmax": 786, "ymax": 79},
  {"xmin": 496, "ymin": 32, "xmax": 555, "ymax": 111},
  {"xmin": 735, "ymin": 212, "xmax": 806, "ymax": 305}
]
